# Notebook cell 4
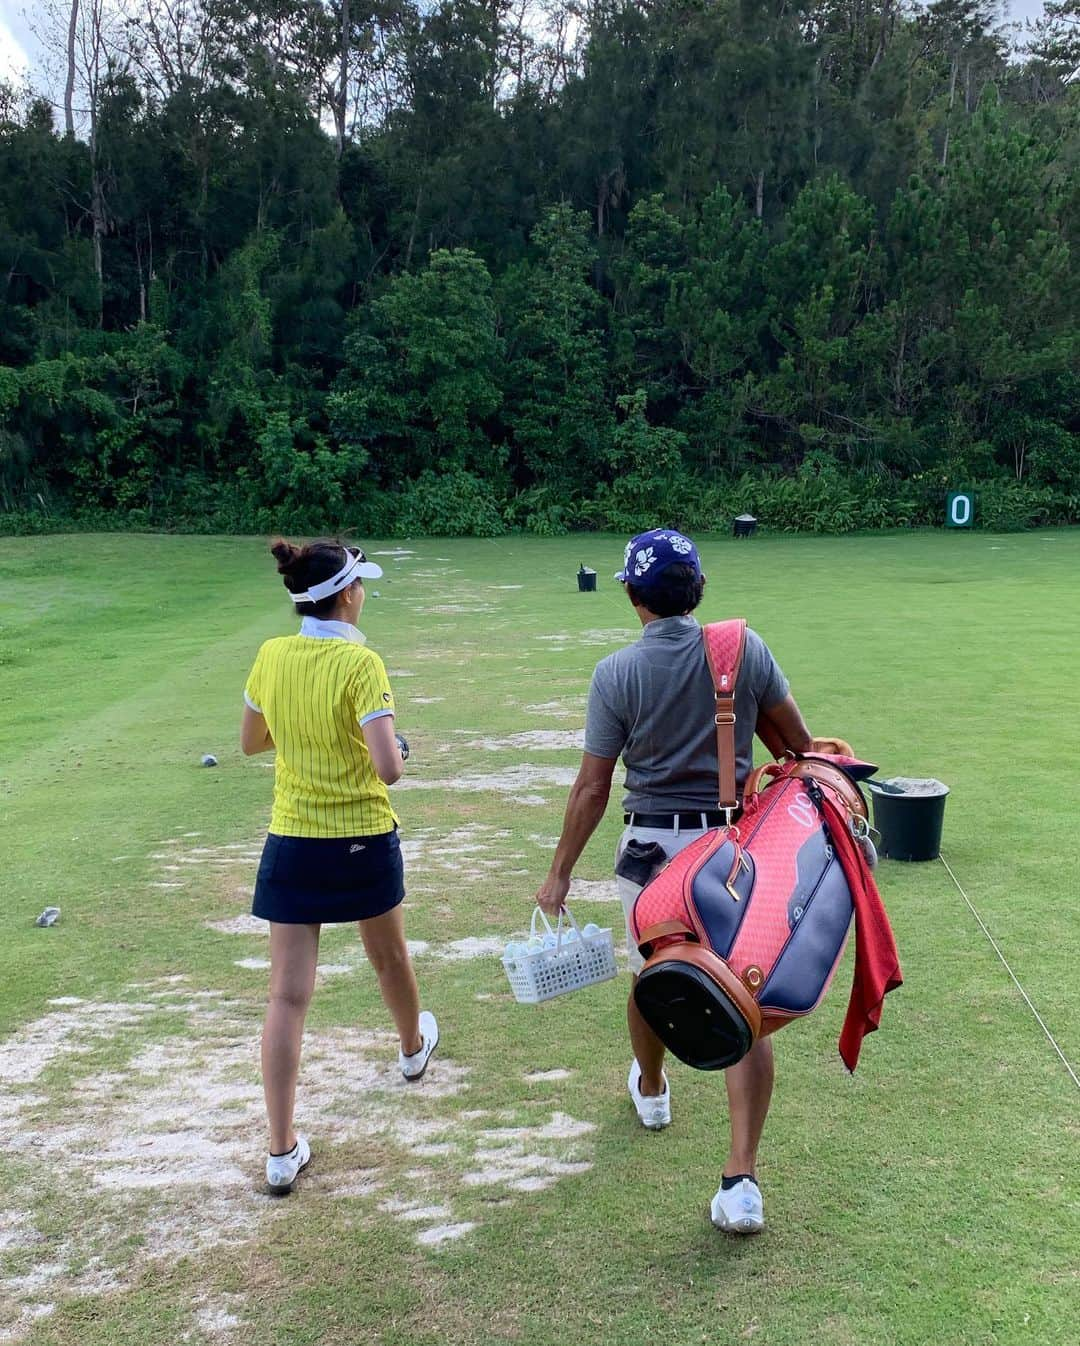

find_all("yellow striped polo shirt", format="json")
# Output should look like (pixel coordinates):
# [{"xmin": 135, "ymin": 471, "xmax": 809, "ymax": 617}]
[{"xmin": 244, "ymin": 618, "xmax": 398, "ymax": 838}]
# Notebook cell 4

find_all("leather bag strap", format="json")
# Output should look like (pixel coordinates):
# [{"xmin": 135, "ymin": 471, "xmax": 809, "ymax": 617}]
[
  {"xmin": 702, "ymin": 620, "xmax": 747, "ymax": 813},
  {"xmin": 744, "ymin": 760, "xmax": 783, "ymax": 800},
  {"xmin": 636, "ymin": 919, "xmax": 698, "ymax": 956}
]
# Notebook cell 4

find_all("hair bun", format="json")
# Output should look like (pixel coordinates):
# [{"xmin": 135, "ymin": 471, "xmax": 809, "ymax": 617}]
[{"xmin": 270, "ymin": 538, "xmax": 302, "ymax": 574}]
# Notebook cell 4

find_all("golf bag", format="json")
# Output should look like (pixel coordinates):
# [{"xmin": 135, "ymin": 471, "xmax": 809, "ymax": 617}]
[{"xmin": 629, "ymin": 620, "xmax": 901, "ymax": 1073}]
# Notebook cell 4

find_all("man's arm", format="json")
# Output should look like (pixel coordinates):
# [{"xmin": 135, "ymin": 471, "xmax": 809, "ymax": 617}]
[
  {"xmin": 759, "ymin": 693, "xmax": 813, "ymax": 756},
  {"xmin": 535, "ymin": 752, "xmax": 618, "ymax": 915}
]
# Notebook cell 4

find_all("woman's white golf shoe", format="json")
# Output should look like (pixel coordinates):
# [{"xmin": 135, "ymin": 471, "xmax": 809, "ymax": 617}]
[
  {"xmin": 266, "ymin": 1134, "xmax": 311, "ymax": 1195},
  {"xmin": 399, "ymin": 1010, "xmax": 440, "ymax": 1081}
]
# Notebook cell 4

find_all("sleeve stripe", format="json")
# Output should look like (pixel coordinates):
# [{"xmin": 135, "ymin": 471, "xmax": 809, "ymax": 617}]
[
  {"xmin": 359, "ymin": 708, "xmax": 395, "ymax": 726},
  {"xmin": 244, "ymin": 691, "xmax": 262, "ymax": 713}
]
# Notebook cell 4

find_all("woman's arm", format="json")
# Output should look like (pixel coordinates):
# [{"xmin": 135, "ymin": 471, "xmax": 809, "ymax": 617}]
[
  {"xmin": 240, "ymin": 704, "xmax": 275, "ymax": 755},
  {"xmin": 363, "ymin": 714, "xmax": 404, "ymax": 785}
]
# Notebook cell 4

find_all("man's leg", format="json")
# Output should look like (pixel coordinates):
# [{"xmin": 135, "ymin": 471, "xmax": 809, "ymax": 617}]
[
  {"xmin": 618, "ymin": 822, "xmax": 710, "ymax": 1102},
  {"xmin": 618, "ymin": 864, "xmax": 667, "ymax": 1098},
  {"xmin": 628, "ymin": 976, "xmax": 666, "ymax": 1095},
  {"xmin": 723, "ymin": 1036, "xmax": 774, "ymax": 1176}
]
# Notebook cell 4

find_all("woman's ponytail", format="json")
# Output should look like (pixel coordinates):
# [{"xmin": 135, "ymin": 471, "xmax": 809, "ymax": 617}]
[{"xmin": 271, "ymin": 538, "xmax": 303, "ymax": 574}]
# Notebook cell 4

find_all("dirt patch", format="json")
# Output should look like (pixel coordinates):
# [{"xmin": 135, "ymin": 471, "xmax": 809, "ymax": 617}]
[
  {"xmin": 416, "ymin": 1222, "xmax": 476, "ymax": 1248},
  {"xmin": 0, "ymin": 1000, "xmax": 153, "ymax": 1086},
  {"xmin": 568, "ymin": 878, "xmax": 620, "ymax": 904},
  {"xmin": 395, "ymin": 765, "xmax": 576, "ymax": 796},
  {"xmin": 431, "ymin": 938, "xmax": 508, "ymax": 961},
  {"xmin": 185, "ymin": 1293, "xmax": 246, "ymax": 1342},
  {"xmin": 462, "ymin": 731, "xmax": 584, "ymax": 752},
  {"xmin": 461, "ymin": 1113, "xmax": 595, "ymax": 1189},
  {"xmin": 535, "ymin": 629, "xmax": 630, "ymax": 648},
  {"xmin": 426, "ymin": 604, "xmax": 495, "ymax": 615},
  {"xmin": 0, "ymin": 988, "xmax": 598, "ymax": 1335},
  {"xmin": 0, "ymin": 1303, "xmax": 56, "ymax": 1342},
  {"xmin": 206, "ymin": 915, "xmax": 268, "ymax": 936},
  {"xmin": 523, "ymin": 700, "xmax": 585, "ymax": 718},
  {"xmin": 0, "ymin": 990, "xmax": 592, "ymax": 1335},
  {"xmin": 398, "ymin": 823, "xmax": 525, "ymax": 884}
]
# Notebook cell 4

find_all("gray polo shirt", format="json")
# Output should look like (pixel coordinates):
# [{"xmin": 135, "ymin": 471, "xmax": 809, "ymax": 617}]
[{"xmin": 584, "ymin": 616, "xmax": 789, "ymax": 813}]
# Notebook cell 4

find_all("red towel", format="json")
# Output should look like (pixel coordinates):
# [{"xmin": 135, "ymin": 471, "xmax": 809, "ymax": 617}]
[{"xmin": 819, "ymin": 792, "xmax": 903, "ymax": 1071}]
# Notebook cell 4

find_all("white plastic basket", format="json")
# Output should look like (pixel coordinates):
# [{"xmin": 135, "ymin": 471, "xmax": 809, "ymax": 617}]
[{"xmin": 501, "ymin": 906, "xmax": 618, "ymax": 1004}]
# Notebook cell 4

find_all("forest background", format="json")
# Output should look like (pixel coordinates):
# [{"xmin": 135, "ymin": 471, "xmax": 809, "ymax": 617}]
[{"xmin": 1, "ymin": 0, "xmax": 1078, "ymax": 538}]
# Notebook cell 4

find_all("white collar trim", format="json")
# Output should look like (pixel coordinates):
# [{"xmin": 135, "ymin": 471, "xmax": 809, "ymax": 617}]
[{"xmin": 299, "ymin": 616, "xmax": 365, "ymax": 644}]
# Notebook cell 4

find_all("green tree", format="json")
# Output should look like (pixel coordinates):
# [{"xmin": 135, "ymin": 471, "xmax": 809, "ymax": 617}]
[
  {"xmin": 329, "ymin": 248, "xmax": 504, "ymax": 483},
  {"xmin": 501, "ymin": 203, "xmax": 613, "ymax": 491}
]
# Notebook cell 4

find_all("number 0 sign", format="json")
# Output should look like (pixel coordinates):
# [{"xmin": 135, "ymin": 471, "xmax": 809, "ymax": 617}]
[{"xmin": 946, "ymin": 491, "xmax": 974, "ymax": 528}]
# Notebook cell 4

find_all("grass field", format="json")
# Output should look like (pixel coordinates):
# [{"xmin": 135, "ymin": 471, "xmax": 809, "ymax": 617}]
[{"xmin": 1, "ymin": 530, "xmax": 1078, "ymax": 1346}]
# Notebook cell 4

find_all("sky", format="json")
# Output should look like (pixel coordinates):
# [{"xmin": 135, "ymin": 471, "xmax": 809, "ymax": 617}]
[{"xmin": 0, "ymin": 1, "xmax": 1055, "ymax": 92}]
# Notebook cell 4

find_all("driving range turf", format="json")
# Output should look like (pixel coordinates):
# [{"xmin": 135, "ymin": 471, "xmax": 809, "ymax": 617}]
[{"xmin": 1, "ymin": 530, "xmax": 1077, "ymax": 1346}]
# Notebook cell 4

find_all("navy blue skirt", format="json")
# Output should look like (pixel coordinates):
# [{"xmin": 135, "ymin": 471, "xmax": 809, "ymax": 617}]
[{"xmin": 252, "ymin": 829, "xmax": 404, "ymax": 924}]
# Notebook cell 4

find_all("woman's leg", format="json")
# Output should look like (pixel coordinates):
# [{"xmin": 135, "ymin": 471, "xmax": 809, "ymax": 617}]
[
  {"xmin": 358, "ymin": 905, "xmax": 421, "ymax": 1055},
  {"xmin": 262, "ymin": 921, "xmax": 320, "ymax": 1154}
]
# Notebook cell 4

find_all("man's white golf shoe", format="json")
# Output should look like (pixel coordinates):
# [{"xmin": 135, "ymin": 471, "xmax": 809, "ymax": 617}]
[
  {"xmin": 627, "ymin": 1060, "xmax": 671, "ymax": 1130},
  {"xmin": 710, "ymin": 1176, "xmax": 765, "ymax": 1234},
  {"xmin": 266, "ymin": 1134, "xmax": 311, "ymax": 1195}
]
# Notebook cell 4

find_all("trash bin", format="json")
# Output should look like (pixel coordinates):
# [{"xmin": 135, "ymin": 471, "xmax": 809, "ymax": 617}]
[
  {"xmin": 733, "ymin": 513, "xmax": 758, "ymax": 539},
  {"xmin": 866, "ymin": 777, "xmax": 949, "ymax": 861},
  {"xmin": 577, "ymin": 565, "xmax": 597, "ymax": 592}
]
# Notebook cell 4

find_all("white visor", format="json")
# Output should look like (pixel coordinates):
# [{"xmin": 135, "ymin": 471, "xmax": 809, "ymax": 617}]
[{"xmin": 287, "ymin": 548, "xmax": 383, "ymax": 604}]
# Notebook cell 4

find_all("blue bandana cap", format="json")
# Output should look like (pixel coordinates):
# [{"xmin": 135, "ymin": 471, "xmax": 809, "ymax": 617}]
[{"xmin": 615, "ymin": 529, "xmax": 701, "ymax": 589}]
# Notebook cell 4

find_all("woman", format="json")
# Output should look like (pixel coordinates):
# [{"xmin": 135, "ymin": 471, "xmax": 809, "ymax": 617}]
[{"xmin": 241, "ymin": 538, "xmax": 438, "ymax": 1195}]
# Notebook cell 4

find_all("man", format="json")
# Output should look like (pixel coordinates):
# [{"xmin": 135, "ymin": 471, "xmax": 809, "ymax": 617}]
[{"xmin": 536, "ymin": 528, "xmax": 814, "ymax": 1234}]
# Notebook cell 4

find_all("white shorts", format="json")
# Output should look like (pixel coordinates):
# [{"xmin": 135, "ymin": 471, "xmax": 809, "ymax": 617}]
[{"xmin": 616, "ymin": 822, "xmax": 711, "ymax": 975}]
